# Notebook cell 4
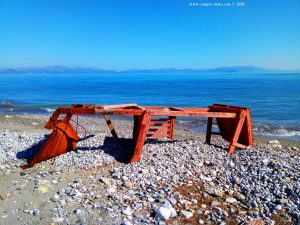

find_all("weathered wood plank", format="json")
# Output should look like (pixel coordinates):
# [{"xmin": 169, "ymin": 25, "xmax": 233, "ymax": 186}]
[
  {"xmin": 148, "ymin": 127, "xmax": 169, "ymax": 133},
  {"xmin": 102, "ymin": 115, "xmax": 118, "ymax": 138},
  {"xmin": 130, "ymin": 111, "xmax": 151, "ymax": 163},
  {"xmin": 146, "ymin": 133, "xmax": 169, "ymax": 138},
  {"xmin": 148, "ymin": 123, "xmax": 170, "ymax": 127}
]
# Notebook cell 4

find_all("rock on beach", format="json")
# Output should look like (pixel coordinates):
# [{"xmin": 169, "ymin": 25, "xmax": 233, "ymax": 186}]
[{"xmin": 0, "ymin": 115, "xmax": 299, "ymax": 224}]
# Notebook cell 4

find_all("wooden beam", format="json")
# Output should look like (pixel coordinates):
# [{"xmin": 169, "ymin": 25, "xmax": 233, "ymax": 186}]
[
  {"xmin": 228, "ymin": 111, "xmax": 246, "ymax": 153},
  {"xmin": 233, "ymin": 142, "xmax": 246, "ymax": 149},
  {"xmin": 133, "ymin": 115, "xmax": 141, "ymax": 140},
  {"xmin": 103, "ymin": 115, "xmax": 118, "ymax": 138},
  {"xmin": 168, "ymin": 116, "xmax": 176, "ymax": 139},
  {"xmin": 147, "ymin": 133, "xmax": 169, "ymax": 138},
  {"xmin": 205, "ymin": 117, "xmax": 213, "ymax": 144},
  {"xmin": 103, "ymin": 103, "xmax": 137, "ymax": 110},
  {"xmin": 130, "ymin": 111, "xmax": 151, "ymax": 163}
]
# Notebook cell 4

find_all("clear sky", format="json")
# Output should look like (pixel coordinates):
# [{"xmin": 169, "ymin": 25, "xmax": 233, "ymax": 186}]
[{"xmin": 0, "ymin": 0, "xmax": 299, "ymax": 70}]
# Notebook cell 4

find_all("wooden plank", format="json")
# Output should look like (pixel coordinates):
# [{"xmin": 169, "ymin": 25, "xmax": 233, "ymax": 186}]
[
  {"xmin": 209, "ymin": 105, "xmax": 241, "ymax": 113},
  {"xmin": 102, "ymin": 115, "xmax": 118, "ymax": 138},
  {"xmin": 147, "ymin": 133, "xmax": 169, "ymax": 138},
  {"xmin": 98, "ymin": 109, "xmax": 144, "ymax": 115},
  {"xmin": 133, "ymin": 115, "xmax": 141, "ymax": 140},
  {"xmin": 212, "ymin": 103, "xmax": 248, "ymax": 110},
  {"xmin": 228, "ymin": 112, "xmax": 246, "ymax": 153},
  {"xmin": 233, "ymin": 142, "xmax": 246, "ymax": 149},
  {"xmin": 148, "ymin": 127, "xmax": 169, "ymax": 132},
  {"xmin": 56, "ymin": 106, "xmax": 236, "ymax": 118},
  {"xmin": 150, "ymin": 111, "xmax": 236, "ymax": 118},
  {"xmin": 168, "ymin": 107, "xmax": 184, "ymax": 111},
  {"xmin": 205, "ymin": 117, "xmax": 213, "ymax": 144},
  {"xmin": 168, "ymin": 116, "xmax": 176, "ymax": 139},
  {"xmin": 103, "ymin": 103, "xmax": 137, "ymax": 110},
  {"xmin": 130, "ymin": 111, "xmax": 151, "ymax": 163},
  {"xmin": 148, "ymin": 123, "xmax": 170, "ymax": 127},
  {"xmin": 150, "ymin": 118, "xmax": 170, "ymax": 122},
  {"xmin": 246, "ymin": 108, "xmax": 254, "ymax": 147},
  {"xmin": 45, "ymin": 109, "xmax": 61, "ymax": 129}
]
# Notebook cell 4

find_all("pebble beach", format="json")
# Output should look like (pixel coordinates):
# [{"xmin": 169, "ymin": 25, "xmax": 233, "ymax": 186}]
[{"xmin": 0, "ymin": 114, "xmax": 300, "ymax": 225}]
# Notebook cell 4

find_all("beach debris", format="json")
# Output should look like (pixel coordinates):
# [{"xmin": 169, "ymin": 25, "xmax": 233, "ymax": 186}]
[
  {"xmin": 20, "ymin": 103, "xmax": 254, "ymax": 168},
  {"xmin": 268, "ymin": 140, "xmax": 282, "ymax": 149},
  {"xmin": 37, "ymin": 185, "xmax": 48, "ymax": 193}
]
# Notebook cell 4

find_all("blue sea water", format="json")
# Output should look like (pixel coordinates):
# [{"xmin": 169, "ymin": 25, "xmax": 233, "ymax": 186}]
[{"xmin": 0, "ymin": 73, "xmax": 299, "ymax": 140}]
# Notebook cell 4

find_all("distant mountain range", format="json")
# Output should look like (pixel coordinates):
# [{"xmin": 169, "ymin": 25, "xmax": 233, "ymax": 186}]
[{"xmin": 0, "ymin": 66, "xmax": 298, "ymax": 74}]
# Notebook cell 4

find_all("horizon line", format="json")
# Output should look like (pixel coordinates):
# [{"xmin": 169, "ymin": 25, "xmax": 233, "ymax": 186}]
[{"xmin": 1, "ymin": 65, "xmax": 299, "ymax": 71}]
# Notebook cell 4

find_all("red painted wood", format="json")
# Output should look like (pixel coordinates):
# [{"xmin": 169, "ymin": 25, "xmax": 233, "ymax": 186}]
[
  {"xmin": 168, "ymin": 116, "xmax": 176, "ymax": 139},
  {"xmin": 103, "ymin": 115, "xmax": 118, "ymax": 138},
  {"xmin": 148, "ymin": 123, "xmax": 170, "ymax": 127},
  {"xmin": 33, "ymin": 103, "xmax": 254, "ymax": 166},
  {"xmin": 205, "ymin": 117, "xmax": 213, "ymax": 144},
  {"xmin": 148, "ymin": 127, "xmax": 169, "ymax": 133},
  {"xmin": 130, "ymin": 111, "xmax": 151, "ymax": 163},
  {"xmin": 146, "ymin": 133, "xmax": 169, "ymax": 138}
]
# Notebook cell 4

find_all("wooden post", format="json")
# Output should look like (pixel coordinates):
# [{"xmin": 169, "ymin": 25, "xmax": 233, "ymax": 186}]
[
  {"xmin": 228, "ymin": 111, "xmax": 246, "ymax": 153},
  {"xmin": 103, "ymin": 115, "xmax": 118, "ymax": 138},
  {"xmin": 130, "ymin": 111, "xmax": 151, "ymax": 163},
  {"xmin": 133, "ymin": 115, "xmax": 141, "ymax": 140},
  {"xmin": 206, "ymin": 117, "xmax": 213, "ymax": 144},
  {"xmin": 168, "ymin": 116, "xmax": 176, "ymax": 140},
  {"xmin": 246, "ymin": 109, "xmax": 254, "ymax": 147}
]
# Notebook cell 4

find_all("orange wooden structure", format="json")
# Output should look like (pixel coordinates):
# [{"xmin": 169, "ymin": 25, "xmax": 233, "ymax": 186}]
[{"xmin": 21, "ymin": 103, "xmax": 254, "ymax": 168}]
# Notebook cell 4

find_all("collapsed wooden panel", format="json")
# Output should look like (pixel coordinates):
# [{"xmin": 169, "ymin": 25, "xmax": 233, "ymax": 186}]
[
  {"xmin": 209, "ymin": 104, "xmax": 254, "ymax": 148},
  {"xmin": 38, "ymin": 103, "xmax": 254, "ymax": 167},
  {"xmin": 146, "ymin": 116, "xmax": 175, "ymax": 139}
]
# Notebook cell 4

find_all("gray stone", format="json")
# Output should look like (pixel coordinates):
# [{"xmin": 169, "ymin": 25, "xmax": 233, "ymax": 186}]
[
  {"xmin": 211, "ymin": 200, "xmax": 221, "ymax": 207},
  {"xmin": 122, "ymin": 221, "xmax": 133, "ymax": 225},
  {"xmin": 33, "ymin": 209, "xmax": 40, "ymax": 216},
  {"xmin": 196, "ymin": 210, "xmax": 203, "ymax": 215},
  {"xmin": 198, "ymin": 219, "xmax": 205, "ymax": 224},
  {"xmin": 168, "ymin": 197, "xmax": 177, "ymax": 206},
  {"xmin": 50, "ymin": 194, "xmax": 60, "ymax": 202},
  {"xmin": 122, "ymin": 207, "xmax": 133, "ymax": 216},
  {"xmin": 123, "ymin": 180, "xmax": 133, "ymax": 188},
  {"xmin": 280, "ymin": 198, "xmax": 289, "ymax": 205},
  {"xmin": 225, "ymin": 197, "xmax": 237, "ymax": 204},
  {"xmin": 99, "ymin": 177, "xmax": 111, "ymax": 185},
  {"xmin": 180, "ymin": 210, "xmax": 193, "ymax": 219},
  {"xmin": 155, "ymin": 207, "xmax": 171, "ymax": 221}
]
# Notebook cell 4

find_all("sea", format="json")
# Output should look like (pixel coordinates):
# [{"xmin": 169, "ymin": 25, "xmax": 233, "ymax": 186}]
[{"xmin": 0, "ymin": 73, "xmax": 299, "ymax": 141}]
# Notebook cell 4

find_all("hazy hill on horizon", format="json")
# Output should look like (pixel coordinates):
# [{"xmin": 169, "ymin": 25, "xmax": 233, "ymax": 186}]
[{"xmin": 0, "ymin": 65, "xmax": 298, "ymax": 74}]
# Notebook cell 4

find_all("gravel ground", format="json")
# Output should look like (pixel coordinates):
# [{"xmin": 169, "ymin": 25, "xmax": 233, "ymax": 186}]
[{"xmin": 0, "ymin": 114, "xmax": 300, "ymax": 225}]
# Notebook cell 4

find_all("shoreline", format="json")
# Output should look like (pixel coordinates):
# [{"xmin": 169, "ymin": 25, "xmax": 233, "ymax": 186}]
[
  {"xmin": 1, "ymin": 99, "xmax": 300, "ymax": 142},
  {"xmin": 0, "ymin": 114, "xmax": 300, "ymax": 224},
  {"xmin": 1, "ymin": 113, "xmax": 299, "ymax": 147}
]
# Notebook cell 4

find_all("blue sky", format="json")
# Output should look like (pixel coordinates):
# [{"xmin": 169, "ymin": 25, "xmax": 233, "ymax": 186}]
[{"xmin": 0, "ymin": 0, "xmax": 299, "ymax": 70}]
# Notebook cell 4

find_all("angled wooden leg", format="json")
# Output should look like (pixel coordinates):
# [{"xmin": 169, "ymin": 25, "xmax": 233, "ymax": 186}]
[
  {"xmin": 45, "ymin": 109, "xmax": 62, "ymax": 129},
  {"xmin": 168, "ymin": 116, "xmax": 176, "ymax": 140},
  {"xmin": 133, "ymin": 115, "xmax": 142, "ymax": 140},
  {"xmin": 130, "ymin": 111, "xmax": 151, "ymax": 163},
  {"xmin": 246, "ymin": 109, "xmax": 254, "ymax": 147},
  {"xmin": 228, "ymin": 112, "xmax": 246, "ymax": 153},
  {"xmin": 206, "ymin": 117, "xmax": 213, "ymax": 144},
  {"xmin": 103, "ymin": 115, "xmax": 118, "ymax": 138}
]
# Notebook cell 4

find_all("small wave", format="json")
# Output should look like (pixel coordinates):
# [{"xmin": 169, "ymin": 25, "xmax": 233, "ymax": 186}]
[
  {"xmin": 40, "ymin": 108, "xmax": 55, "ymax": 113},
  {"xmin": 254, "ymin": 129, "xmax": 300, "ymax": 138},
  {"xmin": 0, "ymin": 100, "xmax": 15, "ymax": 108},
  {"xmin": 185, "ymin": 120, "xmax": 300, "ymax": 141}
]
